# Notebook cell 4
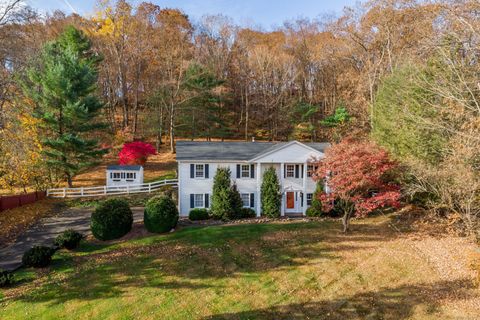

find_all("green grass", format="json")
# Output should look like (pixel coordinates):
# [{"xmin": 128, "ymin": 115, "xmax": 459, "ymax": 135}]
[{"xmin": 0, "ymin": 217, "xmax": 475, "ymax": 319}]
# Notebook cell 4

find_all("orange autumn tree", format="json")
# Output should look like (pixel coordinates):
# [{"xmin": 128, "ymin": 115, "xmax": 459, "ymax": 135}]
[{"xmin": 314, "ymin": 139, "xmax": 401, "ymax": 232}]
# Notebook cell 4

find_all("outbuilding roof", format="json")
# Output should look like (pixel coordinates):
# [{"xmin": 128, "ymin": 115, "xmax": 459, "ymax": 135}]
[
  {"xmin": 175, "ymin": 141, "xmax": 330, "ymax": 161},
  {"xmin": 106, "ymin": 165, "xmax": 143, "ymax": 171}
]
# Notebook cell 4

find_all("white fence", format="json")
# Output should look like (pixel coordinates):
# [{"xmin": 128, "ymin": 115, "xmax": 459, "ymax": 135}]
[{"xmin": 47, "ymin": 179, "xmax": 178, "ymax": 198}]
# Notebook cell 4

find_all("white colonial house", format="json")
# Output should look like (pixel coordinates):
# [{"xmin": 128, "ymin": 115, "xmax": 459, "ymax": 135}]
[{"xmin": 176, "ymin": 140, "xmax": 329, "ymax": 217}]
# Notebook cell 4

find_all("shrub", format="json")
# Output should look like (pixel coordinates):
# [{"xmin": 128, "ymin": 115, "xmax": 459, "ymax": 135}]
[
  {"xmin": 227, "ymin": 183, "xmax": 244, "ymax": 219},
  {"xmin": 238, "ymin": 207, "xmax": 256, "ymax": 219},
  {"xmin": 210, "ymin": 167, "xmax": 233, "ymax": 219},
  {"xmin": 261, "ymin": 167, "xmax": 281, "ymax": 217},
  {"xmin": 144, "ymin": 196, "xmax": 179, "ymax": 233},
  {"xmin": 0, "ymin": 269, "xmax": 14, "ymax": 287},
  {"xmin": 54, "ymin": 229, "xmax": 83, "ymax": 250},
  {"xmin": 306, "ymin": 206, "xmax": 322, "ymax": 217},
  {"xmin": 306, "ymin": 182, "xmax": 324, "ymax": 217},
  {"xmin": 91, "ymin": 199, "xmax": 133, "ymax": 240},
  {"xmin": 189, "ymin": 208, "xmax": 209, "ymax": 221},
  {"xmin": 22, "ymin": 246, "xmax": 54, "ymax": 268}
]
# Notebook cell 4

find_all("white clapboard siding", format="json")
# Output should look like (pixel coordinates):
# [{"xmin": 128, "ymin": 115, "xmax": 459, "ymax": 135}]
[{"xmin": 46, "ymin": 179, "xmax": 178, "ymax": 198}]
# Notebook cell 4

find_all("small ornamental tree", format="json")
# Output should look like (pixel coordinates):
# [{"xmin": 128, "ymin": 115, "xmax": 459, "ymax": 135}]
[
  {"xmin": 118, "ymin": 141, "xmax": 156, "ymax": 165},
  {"xmin": 210, "ymin": 167, "xmax": 233, "ymax": 219},
  {"xmin": 261, "ymin": 167, "xmax": 281, "ymax": 217},
  {"xmin": 313, "ymin": 139, "xmax": 401, "ymax": 232}
]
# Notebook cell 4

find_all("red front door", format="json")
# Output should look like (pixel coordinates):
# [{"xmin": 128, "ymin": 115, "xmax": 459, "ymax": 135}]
[{"xmin": 286, "ymin": 192, "xmax": 295, "ymax": 209}]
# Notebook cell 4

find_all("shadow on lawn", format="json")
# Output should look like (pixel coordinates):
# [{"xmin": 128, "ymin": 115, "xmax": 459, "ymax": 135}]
[
  {"xmin": 8, "ymin": 219, "xmax": 408, "ymax": 306},
  {"xmin": 203, "ymin": 279, "xmax": 475, "ymax": 320}
]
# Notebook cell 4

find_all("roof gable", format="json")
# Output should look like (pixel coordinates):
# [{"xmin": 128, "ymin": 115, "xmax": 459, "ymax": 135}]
[{"xmin": 249, "ymin": 141, "xmax": 325, "ymax": 163}]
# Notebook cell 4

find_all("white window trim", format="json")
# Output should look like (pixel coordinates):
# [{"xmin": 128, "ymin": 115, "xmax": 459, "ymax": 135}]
[
  {"xmin": 241, "ymin": 193, "xmax": 250, "ymax": 208},
  {"xmin": 306, "ymin": 193, "xmax": 313, "ymax": 206},
  {"xmin": 195, "ymin": 164, "xmax": 205, "ymax": 179},
  {"xmin": 194, "ymin": 194, "xmax": 205, "ymax": 208},
  {"xmin": 286, "ymin": 164, "xmax": 295, "ymax": 178},
  {"xmin": 241, "ymin": 164, "xmax": 251, "ymax": 178}
]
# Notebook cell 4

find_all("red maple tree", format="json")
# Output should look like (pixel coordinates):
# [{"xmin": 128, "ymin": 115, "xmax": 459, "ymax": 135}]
[
  {"xmin": 118, "ymin": 141, "xmax": 156, "ymax": 165},
  {"xmin": 313, "ymin": 139, "xmax": 401, "ymax": 232}
]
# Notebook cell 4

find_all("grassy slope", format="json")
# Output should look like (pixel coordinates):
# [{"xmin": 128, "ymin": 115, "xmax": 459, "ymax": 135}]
[{"xmin": 0, "ymin": 215, "xmax": 478, "ymax": 320}]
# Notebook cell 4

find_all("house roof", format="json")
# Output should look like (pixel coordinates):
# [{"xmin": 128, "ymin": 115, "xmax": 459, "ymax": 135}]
[
  {"xmin": 106, "ymin": 165, "xmax": 143, "ymax": 171},
  {"xmin": 175, "ymin": 141, "xmax": 330, "ymax": 161}
]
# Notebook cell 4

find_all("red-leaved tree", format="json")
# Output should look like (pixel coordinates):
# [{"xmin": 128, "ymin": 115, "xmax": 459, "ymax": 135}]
[
  {"xmin": 118, "ymin": 141, "xmax": 156, "ymax": 165},
  {"xmin": 313, "ymin": 139, "xmax": 401, "ymax": 232}
]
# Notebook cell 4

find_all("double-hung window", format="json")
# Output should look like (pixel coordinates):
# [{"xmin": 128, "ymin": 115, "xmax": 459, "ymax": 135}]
[
  {"xmin": 195, "ymin": 164, "xmax": 205, "ymax": 178},
  {"xmin": 241, "ymin": 193, "xmax": 250, "ymax": 207},
  {"xmin": 306, "ymin": 193, "xmax": 313, "ymax": 206},
  {"xmin": 286, "ymin": 164, "xmax": 295, "ymax": 178},
  {"xmin": 241, "ymin": 165, "xmax": 250, "ymax": 178},
  {"xmin": 112, "ymin": 172, "xmax": 121, "ymax": 181},
  {"xmin": 194, "ymin": 194, "xmax": 204, "ymax": 208},
  {"xmin": 307, "ymin": 164, "xmax": 318, "ymax": 177}
]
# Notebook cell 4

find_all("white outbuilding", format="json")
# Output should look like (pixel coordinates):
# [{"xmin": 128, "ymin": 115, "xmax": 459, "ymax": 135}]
[{"xmin": 106, "ymin": 165, "xmax": 144, "ymax": 186}]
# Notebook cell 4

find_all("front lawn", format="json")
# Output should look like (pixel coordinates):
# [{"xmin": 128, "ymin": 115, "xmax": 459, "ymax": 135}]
[{"xmin": 0, "ymin": 215, "xmax": 478, "ymax": 319}]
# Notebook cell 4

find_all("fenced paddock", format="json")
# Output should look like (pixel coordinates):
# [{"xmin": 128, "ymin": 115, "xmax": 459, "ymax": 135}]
[{"xmin": 47, "ymin": 179, "xmax": 178, "ymax": 198}]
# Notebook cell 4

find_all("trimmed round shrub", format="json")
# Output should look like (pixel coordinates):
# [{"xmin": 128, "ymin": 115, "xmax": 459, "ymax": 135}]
[
  {"xmin": 144, "ymin": 196, "xmax": 179, "ymax": 233},
  {"xmin": 189, "ymin": 208, "xmax": 209, "ymax": 221},
  {"xmin": 238, "ymin": 208, "xmax": 256, "ymax": 219},
  {"xmin": 55, "ymin": 229, "xmax": 83, "ymax": 250},
  {"xmin": 306, "ymin": 206, "xmax": 322, "ymax": 217},
  {"xmin": 0, "ymin": 269, "xmax": 14, "ymax": 287},
  {"xmin": 22, "ymin": 246, "xmax": 54, "ymax": 268},
  {"xmin": 91, "ymin": 199, "xmax": 133, "ymax": 241}
]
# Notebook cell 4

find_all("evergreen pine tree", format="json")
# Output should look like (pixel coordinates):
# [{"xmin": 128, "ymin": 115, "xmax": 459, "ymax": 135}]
[
  {"xmin": 306, "ymin": 181, "xmax": 324, "ymax": 217},
  {"xmin": 261, "ymin": 167, "xmax": 281, "ymax": 217},
  {"xmin": 228, "ymin": 182, "xmax": 244, "ymax": 219},
  {"xmin": 20, "ymin": 26, "xmax": 106, "ymax": 187},
  {"xmin": 210, "ymin": 167, "xmax": 233, "ymax": 219}
]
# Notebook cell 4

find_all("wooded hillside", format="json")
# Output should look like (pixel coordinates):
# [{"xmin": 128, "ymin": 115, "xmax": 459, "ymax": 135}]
[{"xmin": 0, "ymin": 0, "xmax": 479, "ymax": 234}]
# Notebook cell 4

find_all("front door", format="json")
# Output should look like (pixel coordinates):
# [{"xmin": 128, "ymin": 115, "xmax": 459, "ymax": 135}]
[{"xmin": 286, "ymin": 192, "xmax": 295, "ymax": 211}]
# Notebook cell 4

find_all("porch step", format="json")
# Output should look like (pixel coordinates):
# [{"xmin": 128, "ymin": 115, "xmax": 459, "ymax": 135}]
[{"xmin": 285, "ymin": 212, "xmax": 304, "ymax": 218}]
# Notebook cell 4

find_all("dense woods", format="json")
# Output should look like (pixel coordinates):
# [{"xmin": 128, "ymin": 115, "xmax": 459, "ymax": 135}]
[{"xmin": 0, "ymin": 0, "xmax": 479, "ymax": 233}]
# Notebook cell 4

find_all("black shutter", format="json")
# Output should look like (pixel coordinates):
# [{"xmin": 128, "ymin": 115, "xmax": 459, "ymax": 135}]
[
  {"xmin": 284, "ymin": 164, "xmax": 286, "ymax": 178},
  {"xmin": 301, "ymin": 165, "xmax": 304, "ymax": 178},
  {"xmin": 300, "ymin": 193, "xmax": 304, "ymax": 207},
  {"xmin": 236, "ymin": 164, "xmax": 241, "ymax": 178},
  {"xmin": 250, "ymin": 164, "xmax": 255, "ymax": 178},
  {"xmin": 205, "ymin": 164, "xmax": 209, "ymax": 178},
  {"xmin": 190, "ymin": 194, "xmax": 194, "ymax": 208},
  {"xmin": 205, "ymin": 194, "xmax": 209, "ymax": 208},
  {"xmin": 295, "ymin": 165, "xmax": 299, "ymax": 178},
  {"xmin": 190, "ymin": 164, "xmax": 194, "ymax": 178},
  {"xmin": 250, "ymin": 193, "xmax": 254, "ymax": 208}
]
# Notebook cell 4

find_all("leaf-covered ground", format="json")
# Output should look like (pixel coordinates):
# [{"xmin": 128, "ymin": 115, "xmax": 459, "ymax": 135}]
[
  {"xmin": 1, "ymin": 214, "xmax": 478, "ymax": 319},
  {"xmin": 0, "ymin": 199, "xmax": 64, "ymax": 248}
]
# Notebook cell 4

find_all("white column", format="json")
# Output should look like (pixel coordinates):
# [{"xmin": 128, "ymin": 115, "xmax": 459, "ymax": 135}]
[
  {"xmin": 302, "ymin": 162, "xmax": 307, "ymax": 215},
  {"xmin": 280, "ymin": 162, "xmax": 285, "ymax": 217},
  {"xmin": 256, "ymin": 162, "xmax": 261, "ymax": 217}
]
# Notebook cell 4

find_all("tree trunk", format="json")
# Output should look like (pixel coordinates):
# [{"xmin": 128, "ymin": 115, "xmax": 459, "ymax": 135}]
[
  {"xmin": 66, "ymin": 172, "xmax": 73, "ymax": 188},
  {"xmin": 169, "ymin": 103, "xmax": 175, "ymax": 153},
  {"xmin": 245, "ymin": 86, "xmax": 249, "ymax": 141},
  {"xmin": 342, "ymin": 206, "xmax": 354, "ymax": 233}
]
